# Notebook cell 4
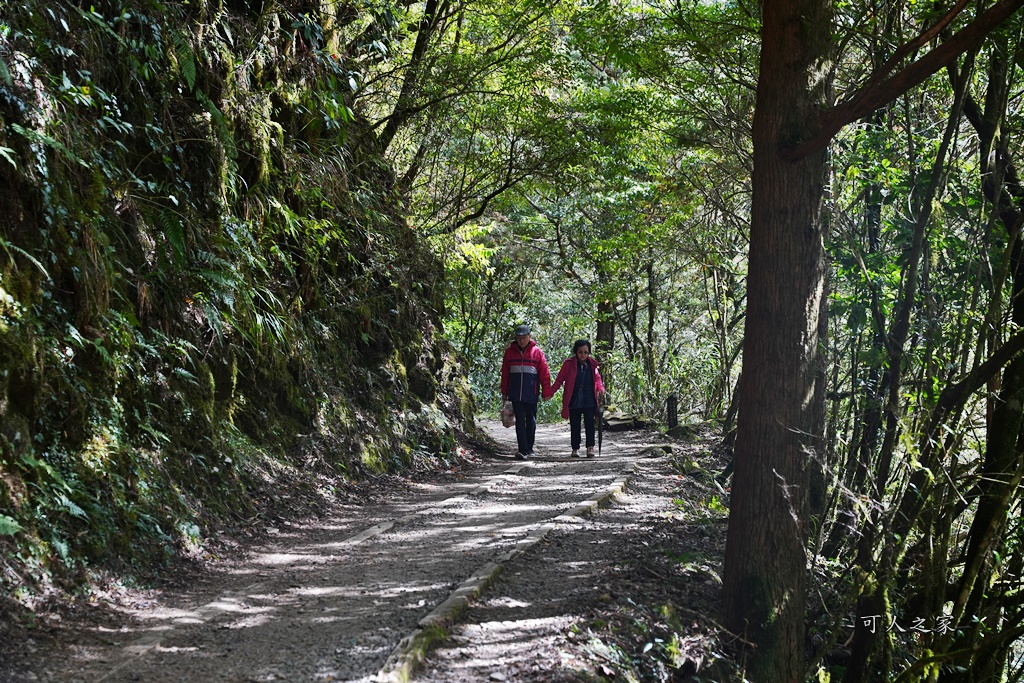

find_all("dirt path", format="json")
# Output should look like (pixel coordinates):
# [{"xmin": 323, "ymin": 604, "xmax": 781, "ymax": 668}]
[
  {"xmin": 415, "ymin": 422, "xmax": 728, "ymax": 682},
  {"xmin": 11, "ymin": 420, "xmax": 727, "ymax": 683}
]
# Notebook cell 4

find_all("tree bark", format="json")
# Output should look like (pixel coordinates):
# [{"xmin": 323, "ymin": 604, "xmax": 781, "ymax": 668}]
[
  {"xmin": 376, "ymin": 0, "xmax": 443, "ymax": 154},
  {"xmin": 723, "ymin": 2, "xmax": 1024, "ymax": 678},
  {"xmin": 721, "ymin": 0, "xmax": 832, "ymax": 680},
  {"xmin": 595, "ymin": 297, "xmax": 615, "ymax": 359}
]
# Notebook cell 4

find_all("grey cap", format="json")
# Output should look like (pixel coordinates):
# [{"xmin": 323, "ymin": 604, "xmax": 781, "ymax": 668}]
[{"xmin": 514, "ymin": 324, "xmax": 531, "ymax": 336}]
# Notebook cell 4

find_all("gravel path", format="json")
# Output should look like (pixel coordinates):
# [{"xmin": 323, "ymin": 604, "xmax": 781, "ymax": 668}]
[
  {"xmin": 416, "ymin": 422, "xmax": 726, "ymax": 682},
  {"xmin": 12, "ymin": 418, "xmax": 707, "ymax": 683}
]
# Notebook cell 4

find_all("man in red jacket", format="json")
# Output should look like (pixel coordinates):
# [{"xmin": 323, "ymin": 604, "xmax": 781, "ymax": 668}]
[{"xmin": 500, "ymin": 324, "xmax": 551, "ymax": 459}]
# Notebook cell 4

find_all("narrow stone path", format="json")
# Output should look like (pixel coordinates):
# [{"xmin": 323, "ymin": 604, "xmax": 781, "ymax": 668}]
[{"xmin": 22, "ymin": 419, "xmax": 669, "ymax": 683}]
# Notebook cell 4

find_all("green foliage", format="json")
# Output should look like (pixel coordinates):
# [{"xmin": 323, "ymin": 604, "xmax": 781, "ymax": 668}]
[
  {"xmin": 0, "ymin": 0, "xmax": 474, "ymax": 602},
  {"xmin": 0, "ymin": 515, "xmax": 22, "ymax": 536},
  {"xmin": 432, "ymin": 0, "xmax": 751, "ymax": 422},
  {"xmin": 410, "ymin": 0, "xmax": 1024, "ymax": 676},
  {"xmin": 5, "ymin": 0, "xmax": 1022, "ymax": 677}
]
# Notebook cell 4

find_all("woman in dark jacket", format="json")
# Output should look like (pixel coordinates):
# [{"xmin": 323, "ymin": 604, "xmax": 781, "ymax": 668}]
[{"xmin": 546, "ymin": 340, "xmax": 606, "ymax": 457}]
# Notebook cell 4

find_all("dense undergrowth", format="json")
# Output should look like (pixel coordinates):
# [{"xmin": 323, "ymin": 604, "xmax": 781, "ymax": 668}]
[{"xmin": 0, "ymin": 0, "xmax": 475, "ymax": 603}]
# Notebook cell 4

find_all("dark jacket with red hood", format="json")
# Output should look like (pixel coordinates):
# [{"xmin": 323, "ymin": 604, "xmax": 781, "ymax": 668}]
[
  {"xmin": 546, "ymin": 355, "xmax": 606, "ymax": 419},
  {"xmin": 500, "ymin": 340, "xmax": 551, "ymax": 403}
]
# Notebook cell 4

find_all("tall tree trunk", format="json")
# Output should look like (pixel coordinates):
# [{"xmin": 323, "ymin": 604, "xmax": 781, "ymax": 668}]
[
  {"xmin": 645, "ymin": 260, "xmax": 657, "ymax": 385},
  {"xmin": 723, "ymin": 2, "xmax": 1024, "ymax": 677},
  {"xmin": 596, "ymin": 296, "xmax": 615, "ymax": 385},
  {"xmin": 722, "ymin": 0, "xmax": 832, "ymax": 680}
]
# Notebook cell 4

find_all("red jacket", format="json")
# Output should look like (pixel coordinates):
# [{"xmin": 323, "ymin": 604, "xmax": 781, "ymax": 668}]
[
  {"xmin": 546, "ymin": 356, "xmax": 605, "ymax": 419},
  {"xmin": 500, "ymin": 340, "xmax": 551, "ymax": 403}
]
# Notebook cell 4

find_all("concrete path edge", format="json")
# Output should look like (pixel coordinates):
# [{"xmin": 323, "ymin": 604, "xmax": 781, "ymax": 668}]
[{"xmin": 375, "ymin": 467, "xmax": 635, "ymax": 683}]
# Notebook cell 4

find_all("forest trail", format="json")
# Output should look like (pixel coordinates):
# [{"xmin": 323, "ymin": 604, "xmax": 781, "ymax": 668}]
[{"xmin": 12, "ymin": 421, "xmax": 722, "ymax": 683}]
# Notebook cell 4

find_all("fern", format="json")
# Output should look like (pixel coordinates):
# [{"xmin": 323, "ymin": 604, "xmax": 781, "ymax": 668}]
[
  {"xmin": 56, "ymin": 493, "xmax": 88, "ymax": 520},
  {"xmin": 0, "ymin": 236, "xmax": 50, "ymax": 279},
  {"xmin": 156, "ymin": 209, "xmax": 186, "ymax": 262},
  {"xmin": 173, "ymin": 32, "xmax": 197, "ymax": 91},
  {"xmin": 19, "ymin": 453, "xmax": 72, "ymax": 494},
  {"xmin": 172, "ymin": 367, "xmax": 200, "ymax": 384},
  {"xmin": 10, "ymin": 123, "xmax": 88, "ymax": 167}
]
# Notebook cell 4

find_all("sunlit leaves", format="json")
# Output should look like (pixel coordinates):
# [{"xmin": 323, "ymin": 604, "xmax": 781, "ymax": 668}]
[
  {"xmin": 0, "ymin": 145, "xmax": 17, "ymax": 168},
  {"xmin": 428, "ymin": 0, "xmax": 751, "ymax": 418},
  {"xmin": 0, "ymin": 515, "xmax": 21, "ymax": 536}
]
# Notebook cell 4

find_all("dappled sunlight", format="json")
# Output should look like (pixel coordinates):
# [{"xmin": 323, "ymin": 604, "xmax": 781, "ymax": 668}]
[
  {"xmin": 373, "ymin": 582, "xmax": 451, "ymax": 598},
  {"xmin": 219, "ymin": 613, "xmax": 276, "ymax": 629},
  {"xmin": 306, "ymin": 614, "xmax": 358, "ymax": 625},
  {"xmin": 488, "ymin": 596, "xmax": 533, "ymax": 608},
  {"xmin": 295, "ymin": 519, "xmax": 368, "ymax": 531},
  {"xmin": 291, "ymin": 585, "xmax": 366, "ymax": 597},
  {"xmin": 32, "ymin": 420, "xmax": 660, "ymax": 682},
  {"xmin": 470, "ymin": 615, "xmax": 575, "ymax": 635},
  {"xmin": 134, "ymin": 607, "xmax": 215, "ymax": 621},
  {"xmin": 417, "ymin": 502, "xmax": 553, "ymax": 520},
  {"xmin": 151, "ymin": 645, "xmax": 199, "ymax": 653},
  {"xmin": 561, "ymin": 560, "xmax": 593, "ymax": 571},
  {"xmin": 427, "ymin": 615, "xmax": 584, "ymax": 680},
  {"xmin": 250, "ymin": 551, "xmax": 322, "ymax": 566}
]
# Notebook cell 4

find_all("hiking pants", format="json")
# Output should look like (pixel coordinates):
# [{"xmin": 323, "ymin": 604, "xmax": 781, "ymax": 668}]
[
  {"xmin": 512, "ymin": 400, "xmax": 538, "ymax": 454},
  {"xmin": 570, "ymin": 407, "xmax": 596, "ymax": 450}
]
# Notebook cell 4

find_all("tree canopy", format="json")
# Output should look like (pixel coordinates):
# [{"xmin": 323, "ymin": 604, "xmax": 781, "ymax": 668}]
[{"xmin": 5, "ymin": 0, "xmax": 1024, "ymax": 679}]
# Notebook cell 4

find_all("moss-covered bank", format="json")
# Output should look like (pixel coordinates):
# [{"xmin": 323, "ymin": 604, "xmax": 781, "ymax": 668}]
[{"xmin": 0, "ymin": 0, "xmax": 475, "ymax": 600}]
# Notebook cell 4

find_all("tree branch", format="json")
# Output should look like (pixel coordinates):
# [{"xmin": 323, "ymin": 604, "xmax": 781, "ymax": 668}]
[
  {"xmin": 783, "ymin": 0, "xmax": 1024, "ymax": 161},
  {"xmin": 377, "ymin": 0, "xmax": 441, "ymax": 154}
]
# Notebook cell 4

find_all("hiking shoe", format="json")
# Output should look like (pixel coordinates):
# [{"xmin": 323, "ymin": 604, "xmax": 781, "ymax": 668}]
[
  {"xmin": 515, "ymin": 452, "xmax": 527, "ymax": 460},
  {"xmin": 586, "ymin": 447, "xmax": 595, "ymax": 458},
  {"xmin": 571, "ymin": 449, "xmax": 580, "ymax": 458}
]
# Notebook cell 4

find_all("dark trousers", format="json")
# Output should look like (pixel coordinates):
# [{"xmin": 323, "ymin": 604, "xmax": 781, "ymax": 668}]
[
  {"xmin": 512, "ymin": 400, "xmax": 538, "ymax": 454},
  {"xmin": 570, "ymin": 407, "xmax": 596, "ymax": 450}
]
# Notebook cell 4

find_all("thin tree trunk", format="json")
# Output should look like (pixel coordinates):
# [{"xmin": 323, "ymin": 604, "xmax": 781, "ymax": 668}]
[
  {"xmin": 595, "ymin": 296, "xmax": 615, "ymax": 382},
  {"xmin": 843, "ymin": 52, "xmax": 974, "ymax": 683},
  {"xmin": 936, "ymin": 37, "xmax": 1024, "ymax": 677},
  {"xmin": 645, "ymin": 260, "xmax": 656, "ymax": 385},
  {"xmin": 377, "ymin": 0, "xmax": 444, "ymax": 154}
]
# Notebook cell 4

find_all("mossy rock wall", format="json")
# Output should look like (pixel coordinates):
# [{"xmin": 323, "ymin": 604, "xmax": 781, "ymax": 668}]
[{"xmin": 0, "ymin": 0, "xmax": 475, "ymax": 595}]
